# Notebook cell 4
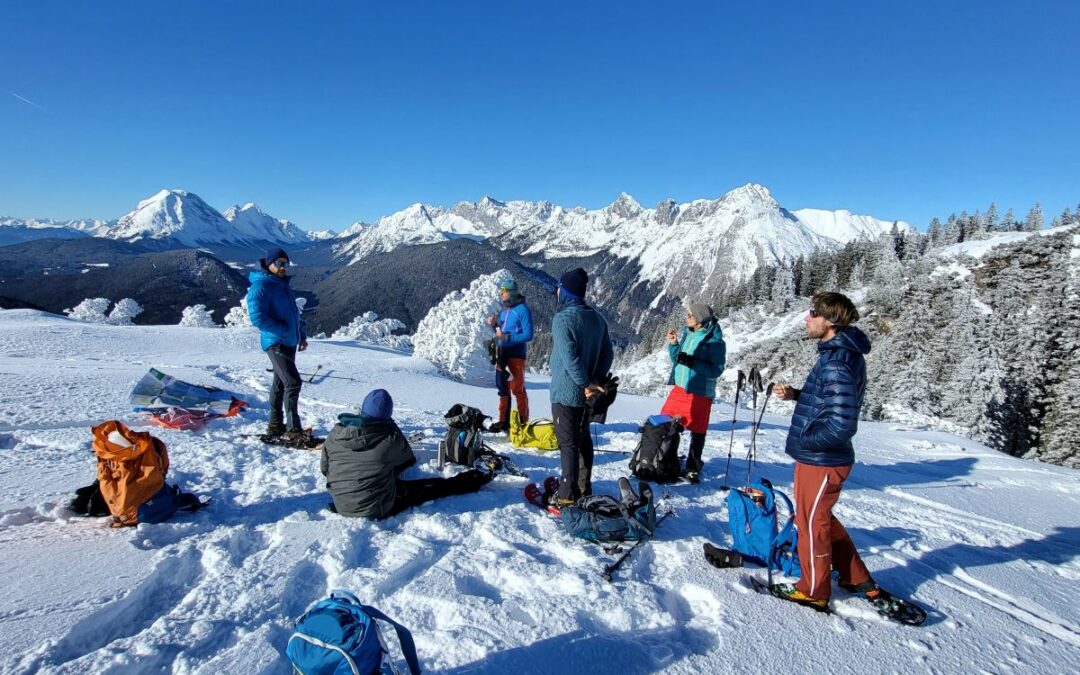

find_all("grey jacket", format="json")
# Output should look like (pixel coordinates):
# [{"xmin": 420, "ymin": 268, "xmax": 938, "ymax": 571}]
[{"xmin": 320, "ymin": 414, "xmax": 416, "ymax": 518}]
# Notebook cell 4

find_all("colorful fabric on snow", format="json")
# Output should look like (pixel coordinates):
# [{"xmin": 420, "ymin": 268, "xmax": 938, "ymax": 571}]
[{"xmin": 129, "ymin": 368, "xmax": 247, "ymax": 430}]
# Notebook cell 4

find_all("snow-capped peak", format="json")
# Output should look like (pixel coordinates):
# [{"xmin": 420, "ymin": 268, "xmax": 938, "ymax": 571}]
[
  {"xmin": 721, "ymin": 183, "xmax": 778, "ymax": 208},
  {"xmin": 107, "ymin": 189, "xmax": 309, "ymax": 247},
  {"xmin": 608, "ymin": 192, "xmax": 643, "ymax": 219}
]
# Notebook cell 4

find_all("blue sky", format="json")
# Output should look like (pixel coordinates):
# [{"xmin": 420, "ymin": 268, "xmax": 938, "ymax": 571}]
[{"xmin": 2, "ymin": 1, "xmax": 1078, "ymax": 231}]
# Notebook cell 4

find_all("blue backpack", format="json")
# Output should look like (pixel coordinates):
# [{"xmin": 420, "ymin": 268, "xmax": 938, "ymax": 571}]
[
  {"xmin": 286, "ymin": 590, "xmax": 421, "ymax": 675},
  {"xmin": 137, "ymin": 483, "xmax": 204, "ymax": 524},
  {"xmin": 561, "ymin": 492, "xmax": 656, "ymax": 543},
  {"xmin": 725, "ymin": 478, "xmax": 801, "ymax": 579}
]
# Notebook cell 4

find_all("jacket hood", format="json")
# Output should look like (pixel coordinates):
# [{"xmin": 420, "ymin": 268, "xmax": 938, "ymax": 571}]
[
  {"xmin": 819, "ymin": 326, "xmax": 871, "ymax": 355},
  {"xmin": 249, "ymin": 268, "xmax": 292, "ymax": 286}
]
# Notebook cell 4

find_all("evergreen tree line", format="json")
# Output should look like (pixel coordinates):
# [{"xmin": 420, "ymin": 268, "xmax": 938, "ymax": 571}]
[{"xmin": 703, "ymin": 202, "xmax": 1080, "ymax": 468}]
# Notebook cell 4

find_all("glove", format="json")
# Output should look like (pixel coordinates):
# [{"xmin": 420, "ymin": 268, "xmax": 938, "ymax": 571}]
[{"xmin": 676, "ymin": 352, "xmax": 695, "ymax": 366}]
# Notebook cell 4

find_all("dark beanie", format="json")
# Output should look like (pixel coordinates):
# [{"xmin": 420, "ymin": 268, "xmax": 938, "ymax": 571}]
[
  {"xmin": 361, "ymin": 389, "xmax": 393, "ymax": 420},
  {"xmin": 264, "ymin": 247, "xmax": 289, "ymax": 267},
  {"xmin": 559, "ymin": 268, "xmax": 588, "ymax": 299}
]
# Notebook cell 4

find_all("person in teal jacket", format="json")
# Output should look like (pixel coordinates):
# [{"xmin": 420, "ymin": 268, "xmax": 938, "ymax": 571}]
[
  {"xmin": 247, "ymin": 247, "xmax": 309, "ymax": 440},
  {"xmin": 550, "ymin": 268, "xmax": 614, "ymax": 504},
  {"xmin": 660, "ymin": 302, "xmax": 726, "ymax": 483}
]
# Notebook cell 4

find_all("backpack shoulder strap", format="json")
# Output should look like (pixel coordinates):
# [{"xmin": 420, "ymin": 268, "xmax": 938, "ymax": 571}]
[{"xmin": 362, "ymin": 605, "xmax": 422, "ymax": 675}]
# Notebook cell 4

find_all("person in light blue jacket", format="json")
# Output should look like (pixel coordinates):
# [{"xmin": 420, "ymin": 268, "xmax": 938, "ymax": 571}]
[{"xmin": 247, "ymin": 247, "xmax": 309, "ymax": 440}]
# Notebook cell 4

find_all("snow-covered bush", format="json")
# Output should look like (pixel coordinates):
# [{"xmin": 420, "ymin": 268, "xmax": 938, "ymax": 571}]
[
  {"xmin": 224, "ymin": 297, "xmax": 253, "ymax": 328},
  {"xmin": 332, "ymin": 311, "xmax": 411, "ymax": 350},
  {"xmin": 64, "ymin": 298, "xmax": 111, "ymax": 323},
  {"xmin": 413, "ymin": 270, "xmax": 510, "ymax": 384},
  {"xmin": 179, "ymin": 304, "xmax": 217, "ymax": 327},
  {"xmin": 107, "ymin": 298, "xmax": 144, "ymax": 326}
]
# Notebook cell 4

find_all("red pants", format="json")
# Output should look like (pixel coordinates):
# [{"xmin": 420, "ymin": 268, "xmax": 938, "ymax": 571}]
[
  {"xmin": 793, "ymin": 462, "xmax": 872, "ymax": 601},
  {"xmin": 660, "ymin": 385, "xmax": 712, "ymax": 434},
  {"xmin": 496, "ymin": 357, "xmax": 529, "ymax": 424}
]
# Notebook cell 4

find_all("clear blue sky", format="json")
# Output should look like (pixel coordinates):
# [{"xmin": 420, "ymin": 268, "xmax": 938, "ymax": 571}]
[{"xmin": 2, "ymin": 1, "xmax": 1078, "ymax": 231}]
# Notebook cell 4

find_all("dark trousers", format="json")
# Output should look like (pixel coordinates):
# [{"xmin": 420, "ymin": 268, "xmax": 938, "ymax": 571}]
[
  {"xmin": 687, "ymin": 432, "xmax": 706, "ymax": 473},
  {"xmin": 387, "ymin": 470, "xmax": 489, "ymax": 517},
  {"xmin": 553, "ymin": 403, "xmax": 594, "ymax": 501},
  {"xmin": 266, "ymin": 344, "xmax": 302, "ymax": 431}
]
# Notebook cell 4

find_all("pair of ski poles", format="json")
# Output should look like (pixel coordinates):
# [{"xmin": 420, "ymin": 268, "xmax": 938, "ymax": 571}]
[{"xmin": 721, "ymin": 366, "xmax": 774, "ymax": 490}]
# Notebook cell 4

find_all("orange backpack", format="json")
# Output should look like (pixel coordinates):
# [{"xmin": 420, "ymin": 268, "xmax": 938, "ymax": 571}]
[{"xmin": 92, "ymin": 420, "xmax": 170, "ymax": 527}]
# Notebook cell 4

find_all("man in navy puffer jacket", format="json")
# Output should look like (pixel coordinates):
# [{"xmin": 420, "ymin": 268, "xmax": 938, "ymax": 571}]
[{"xmin": 769, "ymin": 292, "xmax": 878, "ymax": 610}]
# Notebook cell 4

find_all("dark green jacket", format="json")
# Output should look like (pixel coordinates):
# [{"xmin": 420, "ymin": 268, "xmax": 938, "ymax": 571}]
[{"xmin": 320, "ymin": 414, "xmax": 416, "ymax": 518}]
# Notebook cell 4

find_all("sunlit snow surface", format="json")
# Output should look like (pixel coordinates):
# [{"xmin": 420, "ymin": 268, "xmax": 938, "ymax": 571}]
[{"xmin": 1, "ymin": 310, "xmax": 1079, "ymax": 674}]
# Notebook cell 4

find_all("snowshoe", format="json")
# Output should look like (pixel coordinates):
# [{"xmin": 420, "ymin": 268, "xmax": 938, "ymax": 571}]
[
  {"xmin": 859, "ymin": 587, "xmax": 927, "ymax": 626},
  {"xmin": 703, "ymin": 542, "xmax": 742, "ymax": 569},
  {"xmin": 259, "ymin": 428, "xmax": 324, "ymax": 450},
  {"xmin": 746, "ymin": 577, "xmax": 830, "ymax": 613},
  {"xmin": 472, "ymin": 451, "xmax": 526, "ymax": 477},
  {"xmin": 524, "ymin": 476, "xmax": 563, "ymax": 516}
]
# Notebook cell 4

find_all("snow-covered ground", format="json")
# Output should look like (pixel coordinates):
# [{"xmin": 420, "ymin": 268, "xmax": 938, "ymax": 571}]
[{"xmin": 2, "ymin": 310, "xmax": 1079, "ymax": 674}]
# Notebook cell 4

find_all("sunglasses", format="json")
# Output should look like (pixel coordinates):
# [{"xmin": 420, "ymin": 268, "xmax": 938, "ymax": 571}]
[
  {"xmin": 272, "ymin": 259, "xmax": 290, "ymax": 267},
  {"xmin": 808, "ymin": 307, "xmax": 820, "ymax": 318}
]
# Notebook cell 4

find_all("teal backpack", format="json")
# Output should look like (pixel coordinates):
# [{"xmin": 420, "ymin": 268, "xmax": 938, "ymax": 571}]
[{"xmin": 286, "ymin": 590, "xmax": 421, "ymax": 675}]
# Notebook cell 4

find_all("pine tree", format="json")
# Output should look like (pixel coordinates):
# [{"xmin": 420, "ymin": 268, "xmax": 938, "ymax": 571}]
[
  {"xmin": 769, "ymin": 265, "xmax": 795, "ymax": 313},
  {"xmin": 107, "ymin": 298, "xmax": 144, "ymax": 326},
  {"xmin": 928, "ymin": 217, "xmax": 943, "ymax": 247},
  {"xmin": 1002, "ymin": 208, "xmax": 1016, "ymax": 232},
  {"xmin": 64, "ymin": 298, "xmax": 111, "ymax": 323},
  {"xmin": 1024, "ymin": 202, "xmax": 1044, "ymax": 232},
  {"xmin": 985, "ymin": 202, "xmax": 999, "ymax": 231},
  {"xmin": 944, "ymin": 213, "xmax": 960, "ymax": 244},
  {"xmin": 179, "ymin": 305, "xmax": 218, "ymax": 328}
]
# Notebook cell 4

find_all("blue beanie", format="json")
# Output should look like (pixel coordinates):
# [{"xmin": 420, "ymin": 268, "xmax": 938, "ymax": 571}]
[
  {"xmin": 558, "ymin": 268, "xmax": 588, "ymax": 299},
  {"xmin": 264, "ymin": 247, "xmax": 289, "ymax": 267},
  {"xmin": 361, "ymin": 389, "xmax": 393, "ymax": 420},
  {"xmin": 498, "ymin": 278, "xmax": 518, "ymax": 293}
]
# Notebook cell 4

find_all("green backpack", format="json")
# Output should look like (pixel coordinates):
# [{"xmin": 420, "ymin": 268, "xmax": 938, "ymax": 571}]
[{"xmin": 509, "ymin": 410, "xmax": 559, "ymax": 451}]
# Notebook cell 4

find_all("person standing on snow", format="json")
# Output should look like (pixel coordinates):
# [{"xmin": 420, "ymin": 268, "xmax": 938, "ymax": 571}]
[
  {"xmin": 660, "ymin": 302, "xmax": 726, "ymax": 484},
  {"xmin": 247, "ymin": 247, "xmax": 309, "ymax": 442},
  {"xmin": 769, "ymin": 291, "xmax": 878, "ymax": 610},
  {"xmin": 549, "ymin": 268, "xmax": 614, "ymax": 505},
  {"xmin": 484, "ymin": 278, "xmax": 533, "ymax": 433}
]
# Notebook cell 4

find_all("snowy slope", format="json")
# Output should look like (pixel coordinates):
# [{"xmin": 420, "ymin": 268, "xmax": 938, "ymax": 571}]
[
  {"xmin": 2, "ymin": 310, "xmax": 1079, "ymax": 674},
  {"xmin": 0, "ymin": 217, "xmax": 111, "ymax": 245},
  {"xmin": 937, "ymin": 223, "xmax": 1079, "ymax": 259},
  {"xmin": 792, "ymin": 208, "xmax": 911, "ymax": 241}
]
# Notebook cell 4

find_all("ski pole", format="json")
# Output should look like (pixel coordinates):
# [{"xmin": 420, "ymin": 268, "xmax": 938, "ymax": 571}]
[
  {"xmin": 602, "ymin": 508, "xmax": 674, "ymax": 581},
  {"xmin": 721, "ymin": 370, "xmax": 746, "ymax": 491},
  {"xmin": 746, "ymin": 382, "xmax": 773, "ymax": 484},
  {"xmin": 264, "ymin": 368, "xmax": 362, "ymax": 383},
  {"xmin": 306, "ymin": 364, "xmax": 323, "ymax": 383}
]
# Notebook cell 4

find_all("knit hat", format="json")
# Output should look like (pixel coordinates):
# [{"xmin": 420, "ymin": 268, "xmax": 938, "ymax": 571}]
[
  {"xmin": 688, "ymin": 302, "xmax": 715, "ymax": 325},
  {"xmin": 264, "ymin": 246, "xmax": 289, "ymax": 267},
  {"xmin": 558, "ymin": 268, "xmax": 588, "ymax": 299},
  {"xmin": 360, "ymin": 389, "xmax": 393, "ymax": 420}
]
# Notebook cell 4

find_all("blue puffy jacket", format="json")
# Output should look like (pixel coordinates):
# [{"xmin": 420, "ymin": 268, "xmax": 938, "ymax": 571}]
[
  {"xmin": 549, "ymin": 296, "xmax": 614, "ymax": 408},
  {"xmin": 246, "ymin": 268, "xmax": 307, "ymax": 351},
  {"xmin": 784, "ymin": 327, "xmax": 871, "ymax": 467},
  {"xmin": 495, "ymin": 297, "xmax": 533, "ymax": 360},
  {"xmin": 667, "ymin": 319, "xmax": 726, "ymax": 399}
]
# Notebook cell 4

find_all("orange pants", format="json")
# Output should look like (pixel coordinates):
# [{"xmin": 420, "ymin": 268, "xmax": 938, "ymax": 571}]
[
  {"xmin": 793, "ymin": 462, "xmax": 872, "ymax": 601},
  {"xmin": 496, "ymin": 357, "xmax": 529, "ymax": 425}
]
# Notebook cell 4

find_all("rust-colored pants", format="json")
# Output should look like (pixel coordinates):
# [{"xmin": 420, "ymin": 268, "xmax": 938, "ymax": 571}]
[
  {"xmin": 496, "ymin": 357, "xmax": 529, "ymax": 425},
  {"xmin": 793, "ymin": 462, "xmax": 872, "ymax": 601}
]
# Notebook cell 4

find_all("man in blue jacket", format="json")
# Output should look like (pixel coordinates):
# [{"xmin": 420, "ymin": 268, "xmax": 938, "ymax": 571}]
[
  {"xmin": 770, "ymin": 291, "xmax": 876, "ymax": 610},
  {"xmin": 550, "ymin": 268, "xmax": 614, "ymax": 505},
  {"xmin": 247, "ymin": 247, "xmax": 309, "ymax": 441},
  {"xmin": 485, "ymin": 278, "xmax": 534, "ymax": 433}
]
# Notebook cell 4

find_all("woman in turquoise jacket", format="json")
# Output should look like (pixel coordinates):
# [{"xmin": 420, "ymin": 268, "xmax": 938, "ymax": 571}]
[{"xmin": 660, "ymin": 302, "xmax": 726, "ymax": 483}]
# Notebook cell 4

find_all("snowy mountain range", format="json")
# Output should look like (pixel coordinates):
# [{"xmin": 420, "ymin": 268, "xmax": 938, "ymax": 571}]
[
  {"xmin": 333, "ymin": 184, "xmax": 910, "ymax": 300},
  {"xmin": 1, "ymin": 190, "xmax": 324, "ymax": 248}
]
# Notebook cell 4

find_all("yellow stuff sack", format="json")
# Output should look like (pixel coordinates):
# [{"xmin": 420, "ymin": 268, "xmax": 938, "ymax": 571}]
[{"xmin": 509, "ymin": 410, "xmax": 559, "ymax": 451}]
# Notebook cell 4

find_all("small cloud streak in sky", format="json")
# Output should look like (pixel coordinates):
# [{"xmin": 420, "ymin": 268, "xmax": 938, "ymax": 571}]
[{"xmin": 10, "ymin": 92, "xmax": 47, "ymax": 112}]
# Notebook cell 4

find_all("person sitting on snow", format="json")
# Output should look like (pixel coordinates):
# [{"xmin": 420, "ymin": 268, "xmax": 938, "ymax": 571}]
[{"xmin": 321, "ymin": 389, "xmax": 493, "ymax": 519}]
